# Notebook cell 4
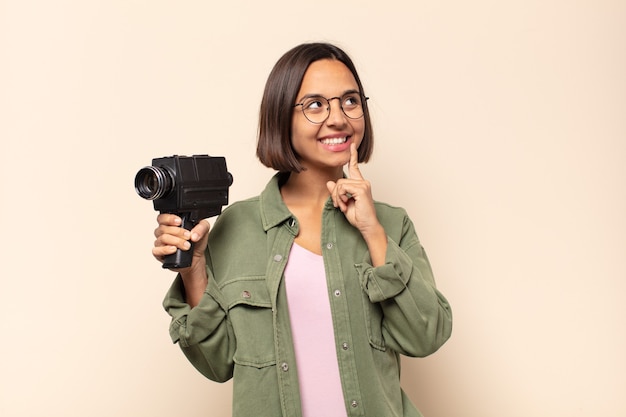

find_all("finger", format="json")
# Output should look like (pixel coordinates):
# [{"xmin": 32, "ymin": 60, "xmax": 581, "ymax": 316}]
[
  {"xmin": 190, "ymin": 219, "xmax": 211, "ymax": 242},
  {"xmin": 152, "ymin": 239, "xmax": 179, "ymax": 265},
  {"xmin": 156, "ymin": 232, "xmax": 191, "ymax": 251},
  {"xmin": 334, "ymin": 183, "xmax": 351, "ymax": 212},
  {"xmin": 157, "ymin": 213, "xmax": 182, "ymax": 226},
  {"xmin": 326, "ymin": 181, "xmax": 339, "ymax": 207},
  {"xmin": 348, "ymin": 142, "xmax": 363, "ymax": 180},
  {"xmin": 153, "ymin": 244, "xmax": 177, "ymax": 259},
  {"xmin": 154, "ymin": 223, "xmax": 190, "ymax": 241}
]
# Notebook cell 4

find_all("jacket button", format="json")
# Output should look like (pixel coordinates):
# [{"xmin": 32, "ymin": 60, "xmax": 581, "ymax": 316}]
[
  {"xmin": 273, "ymin": 254, "xmax": 283, "ymax": 262},
  {"xmin": 351, "ymin": 400, "xmax": 358, "ymax": 408},
  {"xmin": 326, "ymin": 242, "xmax": 333, "ymax": 250},
  {"xmin": 242, "ymin": 291, "xmax": 251, "ymax": 299},
  {"xmin": 334, "ymin": 289, "xmax": 341, "ymax": 297},
  {"xmin": 342, "ymin": 342, "xmax": 349, "ymax": 350},
  {"xmin": 280, "ymin": 362, "xmax": 289, "ymax": 372}
]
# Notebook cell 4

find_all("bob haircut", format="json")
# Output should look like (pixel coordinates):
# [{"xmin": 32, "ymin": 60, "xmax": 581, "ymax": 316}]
[{"xmin": 256, "ymin": 43, "xmax": 374, "ymax": 173}]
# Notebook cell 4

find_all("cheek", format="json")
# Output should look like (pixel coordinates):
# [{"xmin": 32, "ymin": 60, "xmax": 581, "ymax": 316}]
[
  {"xmin": 353, "ymin": 120, "xmax": 366, "ymax": 146},
  {"xmin": 290, "ymin": 124, "xmax": 312, "ymax": 156},
  {"xmin": 291, "ymin": 119, "xmax": 319, "ymax": 142},
  {"xmin": 290, "ymin": 116, "xmax": 301, "ymax": 152}
]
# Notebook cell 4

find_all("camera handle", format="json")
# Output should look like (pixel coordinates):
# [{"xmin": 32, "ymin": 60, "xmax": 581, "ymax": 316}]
[{"xmin": 162, "ymin": 214, "xmax": 197, "ymax": 269}]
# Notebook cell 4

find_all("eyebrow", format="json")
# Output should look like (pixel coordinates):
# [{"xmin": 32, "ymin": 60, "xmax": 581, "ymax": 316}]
[{"xmin": 297, "ymin": 89, "xmax": 361, "ymax": 102}]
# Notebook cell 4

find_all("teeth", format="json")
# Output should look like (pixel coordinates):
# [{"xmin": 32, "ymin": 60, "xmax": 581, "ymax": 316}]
[{"xmin": 320, "ymin": 137, "xmax": 347, "ymax": 145}]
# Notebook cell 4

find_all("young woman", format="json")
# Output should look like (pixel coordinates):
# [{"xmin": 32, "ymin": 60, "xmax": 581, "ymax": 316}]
[{"xmin": 152, "ymin": 42, "xmax": 452, "ymax": 417}]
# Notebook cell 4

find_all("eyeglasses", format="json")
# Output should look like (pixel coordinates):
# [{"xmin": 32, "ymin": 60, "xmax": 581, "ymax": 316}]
[{"xmin": 294, "ymin": 92, "xmax": 368, "ymax": 124}]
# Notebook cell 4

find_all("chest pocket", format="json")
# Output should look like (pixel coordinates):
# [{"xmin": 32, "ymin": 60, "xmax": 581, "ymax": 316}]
[{"xmin": 220, "ymin": 277, "xmax": 276, "ymax": 368}]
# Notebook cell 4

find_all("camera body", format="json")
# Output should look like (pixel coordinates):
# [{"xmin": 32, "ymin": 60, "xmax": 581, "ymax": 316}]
[{"xmin": 135, "ymin": 154, "xmax": 233, "ymax": 269}]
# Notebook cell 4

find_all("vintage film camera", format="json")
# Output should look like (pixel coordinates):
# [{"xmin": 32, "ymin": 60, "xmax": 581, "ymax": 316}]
[{"xmin": 135, "ymin": 155, "xmax": 233, "ymax": 269}]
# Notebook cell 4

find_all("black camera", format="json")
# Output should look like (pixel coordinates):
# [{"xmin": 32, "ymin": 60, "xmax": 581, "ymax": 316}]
[{"xmin": 135, "ymin": 154, "xmax": 233, "ymax": 269}]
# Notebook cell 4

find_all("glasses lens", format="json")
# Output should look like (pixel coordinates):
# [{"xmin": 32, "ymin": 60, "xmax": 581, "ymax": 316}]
[
  {"xmin": 302, "ymin": 96, "xmax": 329, "ymax": 124},
  {"xmin": 341, "ymin": 94, "xmax": 364, "ymax": 119}
]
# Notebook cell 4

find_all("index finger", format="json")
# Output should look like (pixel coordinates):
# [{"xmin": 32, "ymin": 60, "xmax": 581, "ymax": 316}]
[
  {"xmin": 157, "ymin": 213, "xmax": 182, "ymax": 226},
  {"xmin": 348, "ymin": 142, "xmax": 363, "ymax": 179}
]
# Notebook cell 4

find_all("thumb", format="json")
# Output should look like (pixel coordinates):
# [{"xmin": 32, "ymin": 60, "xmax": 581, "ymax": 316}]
[
  {"xmin": 326, "ymin": 180, "xmax": 339, "ymax": 208},
  {"xmin": 326, "ymin": 180, "xmax": 336, "ymax": 194},
  {"xmin": 190, "ymin": 219, "xmax": 211, "ymax": 242}
]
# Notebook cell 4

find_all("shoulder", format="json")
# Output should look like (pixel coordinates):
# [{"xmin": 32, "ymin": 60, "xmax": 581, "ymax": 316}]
[
  {"xmin": 208, "ymin": 195, "xmax": 265, "ymax": 253},
  {"xmin": 214, "ymin": 195, "xmax": 261, "ymax": 226},
  {"xmin": 373, "ymin": 200, "xmax": 410, "ymax": 221},
  {"xmin": 224, "ymin": 195, "xmax": 261, "ymax": 213}
]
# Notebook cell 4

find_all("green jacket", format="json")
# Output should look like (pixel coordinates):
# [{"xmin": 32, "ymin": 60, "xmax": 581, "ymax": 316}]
[{"xmin": 164, "ymin": 173, "xmax": 452, "ymax": 417}]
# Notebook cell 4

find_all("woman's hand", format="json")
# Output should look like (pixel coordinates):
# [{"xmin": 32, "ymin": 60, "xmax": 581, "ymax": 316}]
[
  {"xmin": 153, "ymin": 214, "xmax": 210, "ymax": 269},
  {"xmin": 326, "ymin": 143, "xmax": 379, "ymax": 235},
  {"xmin": 326, "ymin": 143, "xmax": 388, "ymax": 266},
  {"xmin": 153, "ymin": 213, "xmax": 210, "ymax": 306}
]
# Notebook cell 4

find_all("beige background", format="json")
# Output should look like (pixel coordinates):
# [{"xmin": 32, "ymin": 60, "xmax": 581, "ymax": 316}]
[{"xmin": 1, "ymin": 1, "xmax": 625, "ymax": 416}]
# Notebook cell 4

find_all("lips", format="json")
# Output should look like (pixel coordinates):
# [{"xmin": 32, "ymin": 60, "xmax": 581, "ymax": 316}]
[{"xmin": 319, "ymin": 136, "xmax": 348, "ymax": 145}]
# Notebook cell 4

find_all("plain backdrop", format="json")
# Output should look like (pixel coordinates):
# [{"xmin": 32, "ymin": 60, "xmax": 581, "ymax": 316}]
[{"xmin": 1, "ymin": 1, "xmax": 625, "ymax": 416}]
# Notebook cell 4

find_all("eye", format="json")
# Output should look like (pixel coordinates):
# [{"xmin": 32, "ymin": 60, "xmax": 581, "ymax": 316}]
[
  {"xmin": 342, "ymin": 94, "xmax": 361, "ymax": 108},
  {"xmin": 303, "ymin": 97, "xmax": 326, "ymax": 112}
]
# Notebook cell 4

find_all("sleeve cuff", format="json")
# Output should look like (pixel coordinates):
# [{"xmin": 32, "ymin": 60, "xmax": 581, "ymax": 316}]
[{"xmin": 355, "ymin": 237, "xmax": 413, "ymax": 303}]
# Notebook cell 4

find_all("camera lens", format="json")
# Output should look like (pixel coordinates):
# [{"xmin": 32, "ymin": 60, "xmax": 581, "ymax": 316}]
[{"xmin": 134, "ymin": 166, "xmax": 175, "ymax": 200}]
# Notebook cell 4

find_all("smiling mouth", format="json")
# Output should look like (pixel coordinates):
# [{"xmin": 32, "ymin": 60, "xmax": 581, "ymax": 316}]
[{"xmin": 319, "ymin": 136, "xmax": 348, "ymax": 145}]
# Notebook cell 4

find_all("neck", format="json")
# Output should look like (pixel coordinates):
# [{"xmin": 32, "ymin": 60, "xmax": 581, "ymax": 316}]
[{"xmin": 281, "ymin": 167, "xmax": 342, "ymax": 206}]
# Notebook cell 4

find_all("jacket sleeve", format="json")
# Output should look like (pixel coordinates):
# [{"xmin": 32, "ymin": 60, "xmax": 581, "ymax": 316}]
[
  {"xmin": 163, "ymin": 270, "xmax": 236, "ymax": 382},
  {"xmin": 355, "ymin": 213, "xmax": 452, "ymax": 357}
]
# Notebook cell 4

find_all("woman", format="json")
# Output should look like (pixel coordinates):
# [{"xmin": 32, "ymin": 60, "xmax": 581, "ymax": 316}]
[{"xmin": 153, "ymin": 42, "xmax": 452, "ymax": 417}]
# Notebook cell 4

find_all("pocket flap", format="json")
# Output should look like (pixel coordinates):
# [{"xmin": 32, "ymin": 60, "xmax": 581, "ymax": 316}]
[{"xmin": 220, "ymin": 277, "xmax": 272, "ymax": 310}]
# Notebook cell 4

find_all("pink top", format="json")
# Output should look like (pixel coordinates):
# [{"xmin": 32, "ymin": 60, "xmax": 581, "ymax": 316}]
[{"xmin": 284, "ymin": 243, "xmax": 348, "ymax": 417}]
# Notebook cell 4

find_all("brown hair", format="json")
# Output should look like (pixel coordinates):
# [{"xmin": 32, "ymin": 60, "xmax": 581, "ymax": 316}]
[{"xmin": 256, "ymin": 43, "xmax": 374, "ymax": 173}]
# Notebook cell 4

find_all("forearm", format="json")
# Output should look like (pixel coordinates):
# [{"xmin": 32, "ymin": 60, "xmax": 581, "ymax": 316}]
[
  {"xmin": 180, "ymin": 263, "xmax": 208, "ymax": 307},
  {"xmin": 362, "ymin": 223, "xmax": 388, "ymax": 267}
]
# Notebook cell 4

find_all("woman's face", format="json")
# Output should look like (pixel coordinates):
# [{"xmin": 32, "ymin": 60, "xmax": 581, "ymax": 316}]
[{"xmin": 290, "ymin": 59, "xmax": 365, "ymax": 173}]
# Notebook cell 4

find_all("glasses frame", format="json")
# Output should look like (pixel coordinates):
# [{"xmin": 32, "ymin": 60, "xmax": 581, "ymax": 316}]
[{"xmin": 293, "ymin": 93, "xmax": 369, "ymax": 124}]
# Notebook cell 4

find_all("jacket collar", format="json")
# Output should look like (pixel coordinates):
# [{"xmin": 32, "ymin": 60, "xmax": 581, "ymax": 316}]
[
  {"xmin": 259, "ymin": 173, "xmax": 295, "ymax": 232},
  {"xmin": 259, "ymin": 172, "xmax": 342, "ymax": 232}
]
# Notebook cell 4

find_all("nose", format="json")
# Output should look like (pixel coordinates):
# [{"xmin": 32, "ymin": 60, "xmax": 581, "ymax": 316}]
[{"xmin": 325, "ymin": 97, "xmax": 347, "ymax": 126}]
